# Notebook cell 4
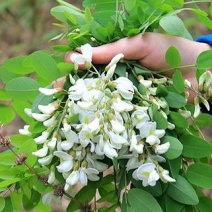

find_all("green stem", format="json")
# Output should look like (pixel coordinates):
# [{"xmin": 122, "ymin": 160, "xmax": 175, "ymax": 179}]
[{"xmin": 157, "ymin": 64, "xmax": 196, "ymax": 73}]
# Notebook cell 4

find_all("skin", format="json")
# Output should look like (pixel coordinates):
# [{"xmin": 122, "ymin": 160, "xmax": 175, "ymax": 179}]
[{"xmin": 64, "ymin": 32, "xmax": 211, "ymax": 101}]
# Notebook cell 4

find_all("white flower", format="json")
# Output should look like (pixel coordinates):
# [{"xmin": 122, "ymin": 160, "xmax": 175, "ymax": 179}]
[
  {"xmin": 129, "ymin": 133, "xmax": 144, "ymax": 154},
  {"xmin": 38, "ymin": 154, "xmax": 53, "ymax": 165},
  {"xmin": 139, "ymin": 78, "xmax": 152, "ymax": 88},
  {"xmin": 155, "ymin": 142, "xmax": 170, "ymax": 154},
  {"xmin": 39, "ymin": 87, "xmax": 61, "ymax": 96},
  {"xmin": 66, "ymin": 170, "xmax": 79, "ymax": 186},
  {"xmin": 88, "ymin": 117, "xmax": 101, "ymax": 134},
  {"xmin": 86, "ymin": 154, "xmax": 108, "ymax": 172},
  {"xmin": 42, "ymin": 191, "xmax": 61, "ymax": 205},
  {"xmin": 43, "ymin": 116, "xmax": 56, "ymax": 127},
  {"xmin": 79, "ymin": 128, "xmax": 94, "ymax": 149},
  {"xmin": 61, "ymin": 126, "xmax": 79, "ymax": 149},
  {"xmin": 193, "ymin": 103, "xmax": 201, "ymax": 118},
  {"xmin": 54, "ymin": 151, "xmax": 73, "ymax": 173},
  {"xmin": 38, "ymin": 102, "xmax": 58, "ymax": 115},
  {"xmin": 104, "ymin": 64, "xmax": 116, "ymax": 80},
  {"xmin": 103, "ymin": 142, "xmax": 118, "ymax": 159},
  {"xmin": 24, "ymin": 108, "xmax": 32, "ymax": 117},
  {"xmin": 160, "ymin": 169, "xmax": 176, "ymax": 183},
  {"xmin": 132, "ymin": 163, "xmax": 160, "ymax": 187},
  {"xmin": 19, "ymin": 125, "xmax": 31, "ymax": 136},
  {"xmin": 34, "ymin": 131, "xmax": 49, "ymax": 144},
  {"xmin": 114, "ymin": 77, "xmax": 134, "ymax": 100},
  {"xmin": 77, "ymin": 101, "xmax": 94, "ymax": 110},
  {"xmin": 70, "ymin": 43, "xmax": 92, "ymax": 70},
  {"xmin": 131, "ymin": 107, "xmax": 150, "ymax": 129},
  {"xmin": 47, "ymin": 137, "xmax": 57, "ymax": 149},
  {"xmin": 32, "ymin": 113, "xmax": 51, "ymax": 122},
  {"xmin": 32, "ymin": 146, "xmax": 48, "ymax": 157},
  {"xmin": 139, "ymin": 122, "xmax": 165, "ymax": 145},
  {"xmin": 105, "ymin": 53, "xmax": 124, "ymax": 70},
  {"xmin": 110, "ymin": 118, "xmax": 125, "ymax": 134},
  {"xmin": 112, "ymin": 97, "xmax": 133, "ymax": 112},
  {"xmin": 108, "ymin": 131, "xmax": 128, "ymax": 149},
  {"xmin": 69, "ymin": 79, "xmax": 87, "ymax": 100},
  {"xmin": 48, "ymin": 170, "xmax": 56, "ymax": 184},
  {"xmin": 126, "ymin": 155, "xmax": 144, "ymax": 171}
]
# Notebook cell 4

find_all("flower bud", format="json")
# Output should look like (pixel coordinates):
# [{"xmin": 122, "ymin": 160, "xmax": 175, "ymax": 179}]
[{"xmin": 39, "ymin": 87, "xmax": 61, "ymax": 96}]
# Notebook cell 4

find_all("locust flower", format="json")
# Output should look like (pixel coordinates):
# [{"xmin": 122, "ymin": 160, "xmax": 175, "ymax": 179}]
[
  {"xmin": 34, "ymin": 131, "xmax": 49, "ymax": 144},
  {"xmin": 39, "ymin": 87, "xmax": 61, "ymax": 96},
  {"xmin": 32, "ymin": 113, "xmax": 51, "ymax": 122},
  {"xmin": 160, "ymin": 169, "xmax": 176, "ymax": 183},
  {"xmin": 132, "ymin": 163, "xmax": 160, "ymax": 187},
  {"xmin": 70, "ymin": 43, "xmax": 92, "ymax": 70},
  {"xmin": 114, "ymin": 77, "xmax": 134, "ymax": 100},
  {"xmin": 19, "ymin": 125, "xmax": 31, "ymax": 136},
  {"xmin": 38, "ymin": 102, "xmax": 59, "ymax": 115},
  {"xmin": 112, "ymin": 97, "xmax": 134, "ymax": 112},
  {"xmin": 54, "ymin": 151, "xmax": 73, "ymax": 173},
  {"xmin": 32, "ymin": 146, "xmax": 48, "ymax": 157},
  {"xmin": 105, "ymin": 53, "xmax": 124, "ymax": 70},
  {"xmin": 154, "ymin": 142, "xmax": 170, "ymax": 154},
  {"xmin": 69, "ymin": 79, "xmax": 87, "ymax": 100}
]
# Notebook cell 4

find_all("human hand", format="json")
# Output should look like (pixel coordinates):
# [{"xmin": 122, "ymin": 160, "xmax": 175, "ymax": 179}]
[{"xmin": 64, "ymin": 32, "xmax": 211, "ymax": 101}]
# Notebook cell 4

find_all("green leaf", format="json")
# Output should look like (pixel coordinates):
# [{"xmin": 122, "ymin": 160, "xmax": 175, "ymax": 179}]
[
  {"xmin": 153, "ymin": 111, "xmax": 168, "ymax": 129},
  {"xmin": 10, "ymin": 134, "xmax": 30, "ymax": 148},
  {"xmin": 5, "ymin": 77, "xmax": 39, "ymax": 101},
  {"xmin": 197, "ymin": 197, "xmax": 212, "ymax": 212},
  {"xmin": 0, "ymin": 104, "xmax": 16, "ymax": 125},
  {"xmin": 67, "ymin": 184, "xmax": 96, "ymax": 211},
  {"xmin": 164, "ymin": 91, "xmax": 186, "ymax": 108},
  {"xmin": 17, "ymin": 139, "xmax": 37, "ymax": 167},
  {"xmin": 13, "ymin": 100, "xmax": 33, "ymax": 123},
  {"xmin": 31, "ymin": 92, "xmax": 53, "ymax": 113},
  {"xmin": 180, "ymin": 135, "xmax": 212, "ymax": 158},
  {"xmin": 0, "ymin": 178, "xmax": 21, "ymax": 189},
  {"xmin": 186, "ymin": 163, "xmax": 212, "ymax": 189},
  {"xmin": 164, "ymin": 195, "xmax": 184, "ymax": 212},
  {"xmin": 194, "ymin": 113, "xmax": 212, "ymax": 128},
  {"xmin": 159, "ymin": 15, "xmax": 193, "ymax": 40},
  {"xmin": 0, "ymin": 67, "xmax": 21, "ymax": 84},
  {"xmin": 121, "ymin": 188, "xmax": 163, "ymax": 212},
  {"xmin": 196, "ymin": 50, "xmax": 212, "ymax": 69},
  {"xmin": 168, "ymin": 156, "xmax": 182, "ymax": 179},
  {"xmin": 0, "ymin": 151, "xmax": 16, "ymax": 166},
  {"xmin": 162, "ymin": 136, "xmax": 183, "ymax": 160},
  {"xmin": 83, "ymin": 0, "xmax": 116, "ymax": 26},
  {"xmin": 167, "ymin": 175, "xmax": 199, "ymax": 205},
  {"xmin": 23, "ymin": 189, "xmax": 41, "ymax": 210},
  {"xmin": 28, "ymin": 51, "xmax": 59, "ymax": 84},
  {"xmin": 172, "ymin": 70, "xmax": 184, "ymax": 93},
  {"xmin": 169, "ymin": 111, "xmax": 188, "ymax": 131},
  {"xmin": 3, "ymin": 56, "xmax": 33, "ymax": 74},
  {"xmin": 165, "ymin": 46, "xmax": 181, "ymax": 68},
  {"xmin": 0, "ymin": 169, "xmax": 16, "ymax": 180},
  {"xmin": 50, "ymin": 5, "xmax": 86, "ymax": 25},
  {"xmin": 11, "ymin": 192, "xmax": 22, "ymax": 211},
  {"xmin": 0, "ymin": 196, "xmax": 5, "ymax": 212},
  {"xmin": 0, "ymin": 88, "xmax": 11, "ymax": 101}
]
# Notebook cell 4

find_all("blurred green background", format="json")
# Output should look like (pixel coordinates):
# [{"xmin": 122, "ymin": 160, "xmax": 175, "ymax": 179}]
[{"xmin": 0, "ymin": 0, "xmax": 211, "ymax": 64}]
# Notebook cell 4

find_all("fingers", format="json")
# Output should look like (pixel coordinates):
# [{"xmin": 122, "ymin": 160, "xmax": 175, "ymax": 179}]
[
  {"xmin": 52, "ymin": 77, "xmax": 66, "ymax": 89},
  {"xmin": 65, "ymin": 33, "xmax": 149, "ymax": 67}
]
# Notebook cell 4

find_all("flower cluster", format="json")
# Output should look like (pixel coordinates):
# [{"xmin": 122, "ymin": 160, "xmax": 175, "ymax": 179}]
[{"xmin": 19, "ymin": 44, "xmax": 176, "ymax": 194}]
